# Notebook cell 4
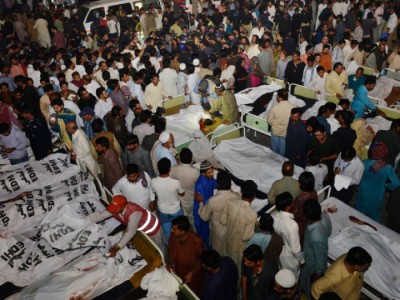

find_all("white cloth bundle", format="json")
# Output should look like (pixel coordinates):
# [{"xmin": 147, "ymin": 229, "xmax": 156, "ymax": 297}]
[{"xmin": 140, "ymin": 266, "xmax": 180, "ymax": 300}]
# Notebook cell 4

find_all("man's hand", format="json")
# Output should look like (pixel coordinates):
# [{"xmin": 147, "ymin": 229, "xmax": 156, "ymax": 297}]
[
  {"xmin": 149, "ymin": 200, "xmax": 156, "ymax": 212},
  {"xmin": 336, "ymin": 93, "xmax": 343, "ymax": 99},
  {"xmin": 194, "ymin": 192, "xmax": 203, "ymax": 203},
  {"xmin": 147, "ymin": 105, "xmax": 153, "ymax": 110},
  {"xmin": 334, "ymin": 167, "xmax": 341, "ymax": 175},
  {"xmin": 4, "ymin": 147, "xmax": 16, "ymax": 154},
  {"xmin": 184, "ymin": 271, "xmax": 193, "ymax": 284},
  {"xmin": 108, "ymin": 245, "xmax": 120, "ymax": 257}
]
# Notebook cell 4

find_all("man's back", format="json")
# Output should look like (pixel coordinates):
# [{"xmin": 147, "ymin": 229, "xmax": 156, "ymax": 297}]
[
  {"xmin": 201, "ymin": 257, "xmax": 238, "ymax": 300},
  {"xmin": 268, "ymin": 176, "xmax": 301, "ymax": 205}
]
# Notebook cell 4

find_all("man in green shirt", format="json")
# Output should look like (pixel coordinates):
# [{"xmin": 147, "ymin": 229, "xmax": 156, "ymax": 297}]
[{"xmin": 209, "ymin": 84, "xmax": 239, "ymax": 124}]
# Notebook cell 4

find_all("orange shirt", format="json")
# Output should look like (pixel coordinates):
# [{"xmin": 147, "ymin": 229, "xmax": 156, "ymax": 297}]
[{"xmin": 319, "ymin": 53, "xmax": 332, "ymax": 72}]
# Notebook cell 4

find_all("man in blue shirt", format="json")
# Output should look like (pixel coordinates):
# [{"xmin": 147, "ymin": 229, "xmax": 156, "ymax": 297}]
[
  {"xmin": 351, "ymin": 76, "xmax": 384, "ymax": 120},
  {"xmin": 194, "ymin": 160, "xmax": 217, "ymax": 248},
  {"xmin": 347, "ymin": 67, "xmax": 365, "ymax": 93}
]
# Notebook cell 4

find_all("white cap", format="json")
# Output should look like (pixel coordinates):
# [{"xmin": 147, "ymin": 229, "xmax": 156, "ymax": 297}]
[
  {"xmin": 159, "ymin": 131, "xmax": 171, "ymax": 144},
  {"xmin": 179, "ymin": 63, "xmax": 186, "ymax": 71},
  {"xmin": 193, "ymin": 58, "xmax": 200, "ymax": 66},
  {"xmin": 275, "ymin": 269, "xmax": 296, "ymax": 289}
]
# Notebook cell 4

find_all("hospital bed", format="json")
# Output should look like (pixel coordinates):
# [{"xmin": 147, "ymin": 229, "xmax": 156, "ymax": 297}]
[
  {"xmin": 265, "ymin": 77, "xmax": 286, "ymax": 88},
  {"xmin": 162, "ymin": 94, "xmax": 186, "ymax": 116},
  {"xmin": 321, "ymin": 197, "xmax": 400, "ymax": 300},
  {"xmin": 211, "ymin": 126, "xmax": 303, "ymax": 194},
  {"xmin": 385, "ymin": 68, "xmax": 400, "ymax": 81}
]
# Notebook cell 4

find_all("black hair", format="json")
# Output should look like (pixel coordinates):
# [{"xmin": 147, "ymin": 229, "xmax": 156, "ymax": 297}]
[
  {"xmin": 154, "ymin": 119, "xmax": 166, "ymax": 134},
  {"xmin": 126, "ymin": 163, "xmax": 140, "ymax": 175},
  {"xmin": 291, "ymin": 107, "xmax": 302, "ymax": 115},
  {"xmin": 325, "ymin": 102, "xmax": 336, "ymax": 112},
  {"xmin": 107, "ymin": 78, "xmax": 118, "ymax": 90},
  {"xmin": 317, "ymin": 66, "xmax": 325, "ymax": 72},
  {"xmin": 217, "ymin": 170, "xmax": 232, "ymax": 191},
  {"xmin": 51, "ymin": 98, "xmax": 64, "ymax": 107},
  {"xmin": 390, "ymin": 119, "xmax": 400, "ymax": 130},
  {"xmin": 277, "ymin": 88, "xmax": 288, "ymax": 100},
  {"xmin": 129, "ymin": 99, "xmax": 140, "ymax": 109},
  {"xmin": 313, "ymin": 124, "xmax": 326, "ymax": 134},
  {"xmin": 200, "ymin": 250, "xmax": 221, "ymax": 269},
  {"xmin": 95, "ymin": 136, "xmax": 110, "ymax": 148},
  {"xmin": 275, "ymin": 192, "xmax": 293, "ymax": 211},
  {"xmin": 140, "ymin": 109, "xmax": 152, "ymax": 122},
  {"xmin": 319, "ymin": 292, "xmax": 342, "ymax": 300},
  {"xmin": 259, "ymin": 213, "xmax": 274, "ymax": 232},
  {"xmin": 345, "ymin": 247, "xmax": 372, "ymax": 266},
  {"xmin": 126, "ymin": 134, "xmax": 139, "ymax": 145},
  {"xmin": 176, "ymin": 147, "xmax": 191, "ymax": 164},
  {"xmin": 243, "ymin": 244, "xmax": 263, "ymax": 262},
  {"xmin": 338, "ymin": 98, "xmax": 350, "ymax": 107},
  {"xmin": 158, "ymin": 157, "xmax": 171, "ymax": 175},
  {"xmin": 303, "ymin": 199, "xmax": 321, "ymax": 221},
  {"xmin": 91, "ymin": 118, "xmax": 105, "ymax": 133},
  {"xmin": 341, "ymin": 147, "xmax": 356, "ymax": 161},
  {"xmin": 0, "ymin": 123, "xmax": 10, "ymax": 134},
  {"xmin": 333, "ymin": 62, "xmax": 343, "ymax": 70},
  {"xmin": 299, "ymin": 171, "xmax": 315, "ymax": 192},
  {"xmin": 96, "ymin": 87, "xmax": 106, "ymax": 98},
  {"xmin": 241, "ymin": 180, "xmax": 257, "ymax": 199},
  {"xmin": 172, "ymin": 215, "xmax": 190, "ymax": 231},
  {"xmin": 364, "ymin": 75, "xmax": 376, "ymax": 86},
  {"xmin": 111, "ymin": 106, "xmax": 122, "ymax": 117},
  {"xmin": 309, "ymin": 150, "xmax": 321, "ymax": 166}
]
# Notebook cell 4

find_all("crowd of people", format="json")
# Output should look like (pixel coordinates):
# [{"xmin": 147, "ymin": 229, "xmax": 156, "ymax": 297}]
[{"xmin": 1, "ymin": 0, "xmax": 400, "ymax": 299}]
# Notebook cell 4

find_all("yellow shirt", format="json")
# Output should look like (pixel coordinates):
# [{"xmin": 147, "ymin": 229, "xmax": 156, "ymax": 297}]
[
  {"xmin": 325, "ymin": 70, "xmax": 348, "ymax": 97},
  {"xmin": 311, "ymin": 255, "xmax": 364, "ymax": 300},
  {"xmin": 267, "ymin": 100, "xmax": 296, "ymax": 137},
  {"xmin": 170, "ymin": 24, "xmax": 182, "ymax": 36}
]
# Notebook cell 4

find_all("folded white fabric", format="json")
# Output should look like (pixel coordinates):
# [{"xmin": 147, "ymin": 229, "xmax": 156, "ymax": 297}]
[
  {"xmin": 334, "ymin": 174, "xmax": 352, "ymax": 191},
  {"xmin": 141, "ymin": 266, "xmax": 180, "ymax": 300}
]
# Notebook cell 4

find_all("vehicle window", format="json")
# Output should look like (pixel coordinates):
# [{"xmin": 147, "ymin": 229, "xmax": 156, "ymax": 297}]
[
  {"xmin": 86, "ymin": 7, "xmax": 105, "ymax": 23},
  {"xmin": 108, "ymin": 3, "xmax": 133, "ymax": 16}
]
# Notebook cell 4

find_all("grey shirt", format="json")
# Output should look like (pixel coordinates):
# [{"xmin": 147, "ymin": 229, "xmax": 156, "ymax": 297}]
[{"xmin": 122, "ymin": 146, "xmax": 155, "ymax": 178}]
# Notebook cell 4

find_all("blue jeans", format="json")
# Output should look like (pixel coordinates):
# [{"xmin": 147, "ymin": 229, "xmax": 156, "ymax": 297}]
[
  {"xmin": 159, "ymin": 208, "xmax": 183, "ymax": 242},
  {"xmin": 10, "ymin": 153, "xmax": 29, "ymax": 165},
  {"xmin": 271, "ymin": 134, "xmax": 286, "ymax": 157}
]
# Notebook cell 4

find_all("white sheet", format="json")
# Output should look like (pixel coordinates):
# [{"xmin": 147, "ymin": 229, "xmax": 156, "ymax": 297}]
[
  {"xmin": 166, "ymin": 105, "xmax": 209, "ymax": 146},
  {"xmin": 9, "ymin": 233, "xmax": 147, "ymax": 300},
  {"xmin": 234, "ymin": 83, "xmax": 282, "ymax": 106},
  {"xmin": 321, "ymin": 197, "xmax": 400, "ymax": 300},
  {"xmin": 213, "ymin": 137, "xmax": 303, "ymax": 194},
  {"xmin": 0, "ymin": 154, "xmax": 79, "ymax": 201},
  {"xmin": 365, "ymin": 115, "xmax": 392, "ymax": 133}
]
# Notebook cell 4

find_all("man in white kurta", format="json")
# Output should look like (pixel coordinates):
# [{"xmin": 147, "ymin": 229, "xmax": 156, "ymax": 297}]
[
  {"xmin": 112, "ymin": 170, "xmax": 155, "ymax": 210},
  {"xmin": 34, "ymin": 17, "xmax": 51, "ymax": 48},
  {"xmin": 273, "ymin": 192, "xmax": 304, "ymax": 277},
  {"xmin": 159, "ymin": 66, "xmax": 178, "ymax": 97},
  {"xmin": 144, "ymin": 75, "xmax": 164, "ymax": 112},
  {"xmin": 66, "ymin": 121, "xmax": 100, "ymax": 176}
]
